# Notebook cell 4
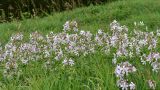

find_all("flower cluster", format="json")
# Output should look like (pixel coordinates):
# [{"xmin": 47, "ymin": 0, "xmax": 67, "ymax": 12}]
[
  {"xmin": 141, "ymin": 52, "xmax": 160, "ymax": 72},
  {"xmin": 0, "ymin": 20, "xmax": 159, "ymax": 89},
  {"xmin": 62, "ymin": 58, "xmax": 74, "ymax": 66},
  {"xmin": 115, "ymin": 61, "xmax": 136, "ymax": 90},
  {"xmin": 115, "ymin": 62, "xmax": 136, "ymax": 78},
  {"xmin": 117, "ymin": 79, "xmax": 136, "ymax": 90}
]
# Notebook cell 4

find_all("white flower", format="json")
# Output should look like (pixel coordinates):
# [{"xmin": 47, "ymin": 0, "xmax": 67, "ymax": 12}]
[
  {"xmin": 62, "ymin": 58, "xmax": 74, "ymax": 66},
  {"xmin": 117, "ymin": 79, "xmax": 129, "ymax": 90},
  {"xmin": 115, "ymin": 65, "xmax": 123, "ymax": 77},
  {"xmin": 138, "ymin": 39, "xmax": 147, "ymax": 46},
  {"xmin": 110, "ymin": 20, "xmax": 120, "ymax": 31},
  {"xmin": 156, "ymin": 29, "xmax": 160, "ymax": 36},
  {"xmin": 153, "ymin": 53, "xmax": 160, "ymax": 61},
  {"xmin": 68, "ymin": 58, "xmax": 74, "ymax": 66},
  {"xmin": 44, "ymin": 50, "xmax": 50, "ymax": 58},
  {"xmin": 5, "ymin": 61, "xmax": 18, "ymax": 70},
  {"xmin": 129, "ymin": 82, "xmax": 136, "ymax": 90},
  {"xmin": 129, "ymin": 51, "xmax": 133, "ymax": 58},
  {"xmin": 148, "ymin": 80, "xmax": 156, "ymax": 90},
  {"xmin": 151, "ymin": 61, "xmax": 160, "ymax": 72},
  {"xmin": 10, "ymin": 33, "xmax": 23, "ymax": 41},
  {"xmin": 80, "ymin": 30, "xmax": 85, "ymax": 35},
  {"xmin": 63, "ymin": 21, "xmax": 70, "ymax": 31},
  {"xmin": 62, "ymin": 58, "xmax": 68, "ymax": 65},
  {"xmin": 98, "ymin": 29, "xmax": 103, "ymax": 35},
  {"xmin": 151, "ymin": 38, "xmax": 157, "ymax": 48},
  {"xmin": 110, "ymin": 35, "xmax": 118, "ymax": 47},
  {"xmin": 116, "ymin": 49, "xmax": 122, "ymax": 57},
  {"xmin": 146, "ymin": 53, "xmax": 153, "ymax": 63},
  {"xmin": 21, "ymin": 58, "xmax": 29, "ymax": 64}
]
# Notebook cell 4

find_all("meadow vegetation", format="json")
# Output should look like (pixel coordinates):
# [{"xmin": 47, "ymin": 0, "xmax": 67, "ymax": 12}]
[{"xmin": 0, "ymin": 0, "xmax": 160, "ymax": 90}]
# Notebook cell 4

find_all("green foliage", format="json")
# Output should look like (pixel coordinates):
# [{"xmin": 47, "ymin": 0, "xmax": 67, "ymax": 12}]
[
  {"xmin": 0, "ymin": 0, "xmax": 160, "ymax": 89},
  {"xmin": 0, "ymin": 0, "xmax": 160, "ymax": 43},
  {"xmin": 0, "ymin": 0, "xmax": 117, "ymax": 21}
]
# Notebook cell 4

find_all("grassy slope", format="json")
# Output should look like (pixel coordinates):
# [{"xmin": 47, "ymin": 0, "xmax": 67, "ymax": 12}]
[
  {"xmin": 0, "ymin": 0, "xmax": 160, "ymax": 90},
  {"xmin": 1, "ymin": 0, "xmax": 160, "ymax": 43}
]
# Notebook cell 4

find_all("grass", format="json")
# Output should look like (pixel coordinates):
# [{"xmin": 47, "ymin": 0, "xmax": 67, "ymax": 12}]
[
  {"xmin": 0, "ymin": 0, "xmax": 160, "ymax": 90},
  {"xmin": 1, "ymin": 0, "xmax": 160, "ymax": 43}
]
